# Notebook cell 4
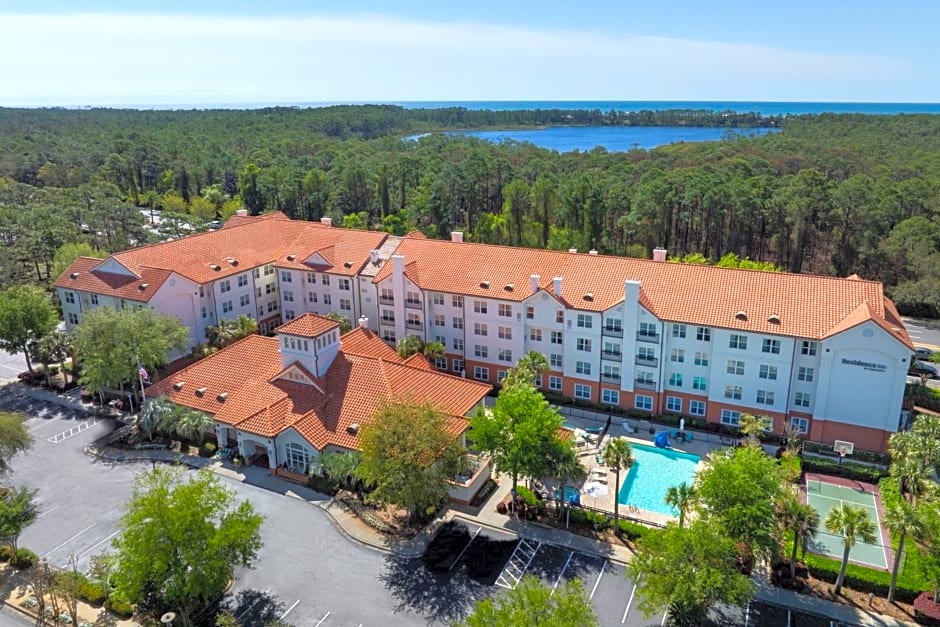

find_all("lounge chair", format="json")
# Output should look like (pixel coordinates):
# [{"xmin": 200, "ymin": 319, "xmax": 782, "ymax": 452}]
[
  {"xmin": 669, "ymin": 428, "xmax": 678, "ymax": 438},
  {"xmin": 595, "ymin": 454, "xmax": 605, "ymax": 466}
]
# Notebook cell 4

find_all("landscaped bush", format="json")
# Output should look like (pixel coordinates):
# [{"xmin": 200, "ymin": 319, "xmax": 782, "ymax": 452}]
[
  {"xmin": 657, "ymin": 414, "xmax": 682, "ymax": 427},
  {"xmin": 801, "ymin": 456, "xmax": 888, "ymax": 483},
  {"xmin": 199, "ymin": 442, "xmax": 217, "ymax": 457},
  {"xmin": 779, "ymin": 452, "xmax": 802, "ymax": 482},
  {"xmin": 800, "ymin": 549, "xmax": 920, "ymax": 602},
  {"xmin": 906, "ymin": 383, "xmax": 940, "ymax": 412},
  {"xmin": 79, "ymin": 581, "xmax": 106, "ymax": 606},
  {"xmin": 12, "ymin": 548, "xmax": 38, "ymax": 569},
  {"xmin": 0, "ymin": 544, "xmax": 13, "ymax": 562},
  {"xmin": 306, "ymin": 473, "xmax": 339, "ymax": 495},
  {"xmin": 104, "ymin": 595, "xmax": 134, "ymax": 619},
  {"xmin": 625, "ymin": 408, "xmax": 651, "ymax": 419},
  {"xmin": 803, "ymin": 440, "xmax": 889, "ymax": 465},
  {"xmin": 617, "ymin": 519, "xmax": 651, "ymax": 541},
  {"xmin": 515, "ymin": 485, "xmax": 543, "ymax": 509}
]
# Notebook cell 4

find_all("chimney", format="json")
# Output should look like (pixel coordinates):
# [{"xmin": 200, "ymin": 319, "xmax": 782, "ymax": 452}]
[
  {"xmin": 451, "ymin": 231, "xmax": 464, "ymax": 243},
  {"xmin": 553, "ymin": 276, "xmax": 563, "ymax": 298},
  {"xmin": 321, "ymin": 217, "xmax": 333, "ymax": 227},
  {"xmin": 369, "ymin": 249, "xmax": 379, "ymax": 264},
  {"xmin": 392, "ymin": 254, "xmax": 405, "ymax": 276},
  {"xmin": 235, "ymin": 209, "xmax": 248, "ymax": 217},
  {"xmin": 358, "ymin": 316, "xmax": 369, "ymax": 329},
  {"xmin": 653, "ymin": 247, "xmax": 667, "ymax": 262},
  {"xmin": 589, "ymin": 249, "xmax": 598, "ymax": 255},
  {"xmin": 530, "ymin": 274, "xmax": 540, "ymax": 294},
  {"xmin": 568, "ymin": 248, "xmax": 577, "ymax": 254}
]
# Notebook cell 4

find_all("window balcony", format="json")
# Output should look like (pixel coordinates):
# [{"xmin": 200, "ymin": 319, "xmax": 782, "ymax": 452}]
[
  {"xmin": 405, "ymin": 299, "xmax": 422, "ymax": 310},
  {"xmin": 380, "ymin": 317, "xmax": 395, "ymax": 326},
  {"xmin": 635, "ymin": 356, "xmax": 658, "ymax": 367},
  {"xmin": 634, "ymin": 379, "xmax": 657, "ymax": 391},
  {"xmin": 600, "ymin": 374, "xmax": 621, "ymax": 385},
  {"xmin": 379, "ymin": 295, "xmax": 394, "ymax": 305},
  {"xmin": 602, "ymin": 326, "xmax": 623, "ymax": 338},
  {"xmin": 406, "ymin": 320, "xmax": 423, "ymax": 330},
  {"xmin": 601, "ymin": 350, "xmax": 622, "ymax": 361},
  {"xmin": 636, "ymin": 331, "xmax": 659, "ymax": 343}
]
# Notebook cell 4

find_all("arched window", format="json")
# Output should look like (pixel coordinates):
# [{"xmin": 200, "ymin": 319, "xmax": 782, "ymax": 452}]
[{"xmin": 285, "ymin": 442, "xmax": 310, "ymax": 474}]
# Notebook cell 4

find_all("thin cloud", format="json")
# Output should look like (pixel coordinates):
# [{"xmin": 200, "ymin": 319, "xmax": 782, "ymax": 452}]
[{"xmin": 0, "ymin": 12, "xmax": 913, "ymax": 105}]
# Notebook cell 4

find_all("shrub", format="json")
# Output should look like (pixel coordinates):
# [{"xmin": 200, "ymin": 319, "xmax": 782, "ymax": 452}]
[
  {"xmin": 515, "ymin": 485, "xmax": 543, "ymax": 509},
  {"xmin": 800, "ymin": 548, "xmax": 920, "ymax": 602},
  {"xmin": 12, "ymin": 548, "xmax": 38, "ymax": 569},
  {"xmin": 656, "ymin": 414, "xmax": 681, "ymax": 427},
  {"xmin": 617, "ymin": 519, "xmax": 650, "ymax": 541},
  {"xmin": 105, "ymin": 595, "xmax": 134, "ymax": 619},
  {"xmin": 199, "ymin": 442, "xmax": 217, "ymax": 457},
  {"xmin": 0, "ymin": 544, "xmax": 13, "ymax": 562},
  {"xmin": 79, "ymin": 581, "xmax": 106, "ymax": 606},
  {"xmin": 801, "ymin": 456, "xmax": 888, "ymax": 483},
  {"xmin": 626, "ymin": 408, "xmax": 651, "ymax": 419},
  {"xmin": 307, "ymin": 473, "xmax": 338, "ymax": 495}
]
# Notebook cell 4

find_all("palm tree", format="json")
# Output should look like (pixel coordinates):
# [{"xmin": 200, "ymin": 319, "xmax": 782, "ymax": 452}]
[
  {"xmin": 396, "ymin": 335, "xmax": 425, "ymax": 358},
  {"xmin": 825, "ymin": 504, "xmax": 877, "ymax": 596},
  {"xmin": 40, "ymin": 330, "xmax": 73, "ymax": 387},
  {"xmin": 664, "ymin": 481, "xmax": 697, "ymax": 529},
  {"xmin": 503, "ymin": 351, "xmax": 549, "ymax": 389},
  {"xmin": 325, "ymin": 312, "xmax": 352, "ymax": 334},
  {"xmin": 889, "ymin": 431, "xmax": 930, "ymax": 504},
  {"xmin": 544, "ymin": 442, "xmax": 586, "ymax": 520},
  {"xmin": 885, "ymin": 501, "xmax": 924, "ymax": 602},
  {"xmin": 602, "ymin": 438, "xmax": 634, "ymax": 534},
  {"xmin": 422, "ymin": 340, "xmax": 445, "ymax": 360},
  {"xmin": 777, "ymin": 493, "xmax": 820, "ymax": 579},
  {"xmin": 234, "ymin": 314, "xmax": 258, "ymax": 339},
  {"xmin": 174, "ymin": 409, "xmax": 215, "ymax": 443}
]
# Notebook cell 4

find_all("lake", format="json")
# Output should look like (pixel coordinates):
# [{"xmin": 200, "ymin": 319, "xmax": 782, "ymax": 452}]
[{"xmin": 413, "ymin": 126, "xmax": 776, "ymax": 152}]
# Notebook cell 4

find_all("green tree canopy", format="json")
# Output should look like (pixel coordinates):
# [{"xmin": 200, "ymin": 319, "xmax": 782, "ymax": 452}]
[
  {"xmin": 0, "ymin": 412, "xmax": 33, "ymax": 476},
  {"xmin": 457, "ymin": 575, "xmax": 599, "ymax": 627},
  {"xmin": 356, "ymin": 399, "xmax": 467, "ymax": 522},
  {"xmin": 0, "ymin": 486, "xmax": 38, "ymax": 554},
  {"xmin": 0, "ymin": 284, "xmax": 58, "ymax": 373},
  {"xmin": 112, "ymin": 467, "xmax": 264, "ymax": 625},
  {"xmin": 51, "ymin": 242, "xmax": 103, "ymax": 281}
]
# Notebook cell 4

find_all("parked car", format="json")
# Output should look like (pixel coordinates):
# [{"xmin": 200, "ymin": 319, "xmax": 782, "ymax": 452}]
[
  {"xmin": 909, "ymin": 360, "xmax": 938, "ymax": 378},
  {"xmin": 207, "ymin": 220, "xmax": 223, "ymax": 230},
  {"xmin": 915, "ymin": 347, "xmax": 935, "ymax": 359}
]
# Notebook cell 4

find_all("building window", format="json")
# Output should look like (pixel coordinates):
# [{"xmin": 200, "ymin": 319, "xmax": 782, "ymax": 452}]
[
  {"xmin": 381, "ymin": 309, "xmax": 395, "ymax": 324},
  {"xmin": 473, "ymin": 300, "xmax": 487, "ymax": 314},
  {"xmin": 530, "ymin": 328, "xmax": 542, "ymax": 342},
  {"xmin": 724, "ymin": 385, "xmax": 743, "ymax": 400},
  {"xmin": 453, "ymin": 316, "xmax": 463, "ymax": 329},
  {"xmin": 321, "ymin": 275, "xmax": 330, "ymax": 286},
  {"xmin": 668, "ymin": 373, "xmax": 683, "ymax": 387},
  {"xmin": 635, "ymin": 395, "xmax": 653, "ymax": 411},
  {"xmin": 638, "ymin": 346, "xmax": 656, "ymax": 362},
  {"xmin": 576, "ymin": 313, "xmax": 592, "ymax": 328},
  {"xmin": 285, "ymin": 442, "xmax": 310, "ymax": 474},
  {"xmin": 264, "ymin": 264, "xmax": 274, "ymax": 276},
  {"xmin": 721, "ymin": 409, "xmax": 741, "ymax": 426},
  {"xmin": 551, "ymin": 331, "xmax": 563, "ymax": 345},
  {"xmin": 340, "ymin": 298, "xmax": 352, "ymax": 311},
  {"xmin": 670, "ymin": 349, "xmax": 685, "ymax": 363},
  {"xmin": 801, "ymin": 341, "xmax": 818, "ymax": 356},
  {"xmin": 756, "ymin": 390, "xmax": 775, "ymax": 405},
  {"xmin": 219, "ymin": 280, "xmax": 231, "ymax": 293},
  {"xmin": 758, "ymin": 364, "xmax": 778, "ymax": 380},
  {"xmin": 795, "ymin": 392, "xmax": 811, "ymax": 408},
  {"xmin": 666, "ymin": 396, "xmax": 682, "ymax": 413},
  {"xmin": 694, "ymin": 352, "xmax": 708, "ymax": 366},
  {"xmin": 575, "ymin": 361, "xmax": 591, "ymax": 375},
  {"xmin": 452, "ymin": 359, "xmax": 464, "ymax": 373},
  {"xmin": 380, "ymin": 287, "xmax": 394, "ymax": 303},
  {"xmin": 726, "ymin": 360, "xmax": 745, "ymax": 375},
  {"xmin": 283, "ymin": 290, "xmax": 294, "ymax": 302},
  {"xmin": 474, "ymin": 345, "xmax": 488, "ymax": 358},
  {"xmin": 434, "ymin": 314, "xmax": 445, "ymax": 327},
  {"xmin": 284, "ymin": 309, "xmax": 296, "ymax": 321},
  {"xmin": 305, "ymin": 272, "xmax": 315, "ymax": 284},
  {"xmin": 265, "ymin": 282, "xmax": 276, "ymax": 294},
  {"xmin": 338, "ymin": 278, "xmax": 351, "ymax": 291},
  {"xmin": 237, "ymin": 274, "xmax": 248, "ymax": 287},
  {"xmin": 577, "ymin": 338, "xmax": 592, "ymax": 352},
  {"xmin": 636, "ymin": 371, "xmax": 655, "ymax": 386},
  {"xmin": 498, "ymin": 303, "xmax": 512, "ymax": 317},
  {"xmin": 639, "ymin": 322, "xmax": 657, "ymax": 338},
  {"xmin": 67, "ymin": 312, "xmax": 79, "ymax": 324},
  {"xmin": 382, "ymin": 329, "xmax": 396, "ymax": 343},
  {"xmin": 435, "ymin": 335, "xmax": 445, "ymax": 345},
  {"xmin": 729, "ymin": 334, "xmax": 747, "ymax": 350},
  {"xmin": 550, "ymin": 353, "xmax": 563, "ymax": 368},
  {"xmin": 690, "ymin": 400, "xmax": 706, "ymax": 416},
  {"xmin": 762, "ymin": 338, "xmax": 781, "ymax": 354},
  {"xmin": 790, "ymin": 417, "xmax": 809, "ymax": 434},
  {"xmin": 474, "ymin": 366, "xmax": 489, "ymax": 381},
  {"xmin": 308, "ymin": 292, "xmax": 317, "ymax": 303},
  {"xmin": 498, "ymin": 349, "xmax": 512, "ymax": 363},
  {"xmin": 574, "ymin": 384, "xmax": 591, "ymax": 400},
  {"xmin": 549, "ymin": 376, "xmax": 562, "ymax": 391},
  {"xmin": 452, "ymin": 337, "xmax": 464, "ymax": 351},
  {"xmin": 602, "ymin": 389, "xmax": 620, "ymax": 405},
  {"xmin": 267, "ymin": 301, "xmax": 278, "ymax": 313},
  {"xmin": 696, "ymin": 327, "xmax": 711, "ymax": 341},
  {"xmin": 431, "ymin": 293, "xmax": 444, "ymax": 306},
  {"xmin": 200, "ymin": 285, "xmax": 206, "ymax": 297},
  {"xmin": 406, "ymin": 291, "xmax": 420, "ymax": 305},
  {"xmin": 556, "ymin": 310, "xmax": 564, "ymax": 324},
  {"xmin": 406, "ymin": 313, "xmax": 421, "ymax": 328},
  {"xmin": 498, "ymin": 326, "xmax": 512, "ymax": 340},
  {"xmin": 280, "ymin": 271, "xmax": 292, "ymax": 283},
  {"xmin": 88, "ymin": 293, "xmax": 98, "ymax": 305},
  {"xmin": 222, "ymin": 300, "xmax": 233, "ymax": 313},
  {"xmin": 798, "ymin": 367, "xmax": 814, "ymax": 382},
  {"xmin": 526, "ymin": 306, "xmax": 534, "ymax": 320},
  {"xmin": 672, "ymin": 324, "xmax": 686, "ymax": 339},
  {"xmin": 474, "ymin": 322, "xmax": 488, "ymax": 336},
  {"xmin": 201, "ymin": 306, "xmax": 207, "ymax": 319},
  {"xmin": 240, "ymin": 294, "xmax": 250, "ymax": 307},
  {"xmin": 693, "ymin": 376, "xmax": 707, "ymax": 391},
  {"xmin": 605, "ymin": 318, "xmax": 623, "ymax": 333},
  {"xmin": 434, "ymin": 356, "xmax": 447, "ymax": 370}
]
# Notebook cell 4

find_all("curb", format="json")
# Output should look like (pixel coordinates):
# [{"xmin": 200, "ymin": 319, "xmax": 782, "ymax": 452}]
[{"xmin": 313, "ymin": 499, "xmax": 396, "ymax": 556}]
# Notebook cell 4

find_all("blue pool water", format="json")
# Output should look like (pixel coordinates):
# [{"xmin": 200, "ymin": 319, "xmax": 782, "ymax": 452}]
[{"xmin": 617, "ymin": 443, "xmax": 700, "ymax": 516}]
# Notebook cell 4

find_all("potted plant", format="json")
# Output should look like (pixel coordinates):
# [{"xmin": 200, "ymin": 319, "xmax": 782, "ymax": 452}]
[{"xmin": 232, "ymin": 456, "xmax": 243, "ymax": 467}]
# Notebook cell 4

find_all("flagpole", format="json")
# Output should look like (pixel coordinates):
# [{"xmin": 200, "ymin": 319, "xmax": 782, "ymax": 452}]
[{"xmin": 137, "ymin": 357, "xmax": 146, "ymax": 408}]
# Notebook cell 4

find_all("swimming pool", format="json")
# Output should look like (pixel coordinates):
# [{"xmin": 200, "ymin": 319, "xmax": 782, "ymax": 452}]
[{"xmin": 617, "ymin": 443, "xmax": 700, "ymax": 516}]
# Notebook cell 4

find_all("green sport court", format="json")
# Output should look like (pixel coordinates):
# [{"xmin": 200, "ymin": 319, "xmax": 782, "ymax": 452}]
[{"xmin": 804, "ymin": 478, "xmax": 889, "ymax": 569}]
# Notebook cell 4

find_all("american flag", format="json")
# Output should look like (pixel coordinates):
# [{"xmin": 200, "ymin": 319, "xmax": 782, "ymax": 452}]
[{"xmin": 139, "ymin": 366, "xmax": 149, "ymax": 381}]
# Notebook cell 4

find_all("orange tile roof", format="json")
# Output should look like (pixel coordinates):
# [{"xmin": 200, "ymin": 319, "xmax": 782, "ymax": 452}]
[
  {"xmin": 276, "ymin": 313, "xmax": 340, "ymax": 338},
  {"xmin": 53, "ymin": 257, "xmax": 171, "ymax": 302},
  {"xmin": 375, "ymin": 237, "xmax": 905, "ymax": 343},
  {"xmin": 402, "ymin": 354, "xmax": 434, "ymax": 370},
  {"xmin": 148, "ymin": 330, "xmax": 491, "ymax": 450},
  {"xmin": 340, "ymin": 327, "xmax": 402, "ymax": 361}
]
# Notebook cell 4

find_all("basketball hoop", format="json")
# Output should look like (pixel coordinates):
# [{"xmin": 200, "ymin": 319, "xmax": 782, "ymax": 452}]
[{"xmin": 838, "ymin": 446, "xmax": 847, "ymax": 465}]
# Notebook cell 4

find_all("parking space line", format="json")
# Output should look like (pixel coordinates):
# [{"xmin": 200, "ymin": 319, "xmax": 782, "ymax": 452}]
[
  {"xmin": 280, "ymin": 600, "xmax": 300, "ymax": 620},
  {"xmin": 450, "ymin": 526, "xmax": 481, "ymax": 571},
  {"xmin": 78, "ymin": 530, "xmax": 120, "ymax": 558},
  {"xmin": 744, "ymin": 601, "xmax": 750, "ymax": 627},
  {"xmin": 234, "ymin": 587, "xmax": 271, "ymax": 621},
  {"xmin": 550, "ymin": 550, "xmax": 575, "ymax": 596},
  {"xmin": 314, "ymin": 610, "xmax": 329, "ymax": 626},
  {"xmin": 589, "ymin": 560, "xmax": 606, "ymax": 599},
  {"xmin": 622, "ymin": 582, "xmax": 637, "ymax": 624},
  {"xmin": 36, "ymin": 505, "xmax": 59, "ymax": 519},
  {"xmin": 42, "ymin": 522, "xmax": 97, "ymax": 557}
]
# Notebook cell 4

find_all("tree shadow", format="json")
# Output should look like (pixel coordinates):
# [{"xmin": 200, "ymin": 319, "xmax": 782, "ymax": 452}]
[
  {"xmin": 379, "ymin": 555, "xmax": 487, "ymax": 625},
  {"xmin": 224, "ymin": 588, "xmax": 286, "ymax": 626}
]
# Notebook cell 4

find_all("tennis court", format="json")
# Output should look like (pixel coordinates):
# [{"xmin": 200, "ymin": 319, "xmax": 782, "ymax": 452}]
[{"xmin": 805, "ymin": 477, "xmax": 889, "ymax": 569}]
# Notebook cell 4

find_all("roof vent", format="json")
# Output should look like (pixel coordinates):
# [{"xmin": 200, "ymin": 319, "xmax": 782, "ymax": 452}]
[
  {"xmin": 346, "ymin": 422, "xmax": 360, "ymax": 435},
  {"xmin": 583, "ymin": 292, "xmax": 594, "ymax": 302},
  {"xmin": 568, "ymin": 248, "xmax": 578, "ymax": 254},
  {"xmin": 344, "ymin": 260, "xmax": 353, "ymax": 268},
  {"xmin": 504, "ymin": 283, "xmax": 514, "ymax": 292},
  {"xmin": 216, "ymin": 392, "xmax": 228, "ymax": 402},
  {"xmin": 226, "ymin": 258, "xmax": 238, "ymax": 266},
  {"xmin": 286, "ymin": 254, "xmax": 296, "ymax": 261},
  {"xmin": 480, "ymin": 280, "xmax": 490, "ymax": 289},
  {"xmin": 767, "ymin": 314, "xmax": 781, "ymax": 324},
  {"xmin": 138, "ymin": 283, "xmax": 149, "ymax": 291},
  {"xmin": 70, "ymin": 272, "xmax": 80, "ymax": 279},
  {"xmin": 589, "ymin": 250, "xmax": 598, "ymax": 255},
  {"xmin": 172, "ymin": 381, "xmax": 185, "ymax": 391},
  {"xmin": 195, "ymin": 386, "xmax": 207, "ymax": 398},
  {"xmin": 210, "ymin": 264, "xmax": 221, "ymax": 271},
  {"xmin": 735, "ymin": 310, "xmax": 748, "ymax": 321}
]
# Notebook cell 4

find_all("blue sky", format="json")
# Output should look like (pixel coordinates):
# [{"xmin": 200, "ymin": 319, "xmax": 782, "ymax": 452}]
[{"xmin": 0, "ymin": 1, "xmax": 936, "ymax": 105}]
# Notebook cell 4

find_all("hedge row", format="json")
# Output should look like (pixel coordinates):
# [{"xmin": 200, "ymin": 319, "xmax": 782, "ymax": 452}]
[
  {"xmin": 801, "ymin": 456, "xmax": 888, "ymax": 483},
  {"xmin": 800, "ymin": 549, "xmax": 920, "ymax": 603}
]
